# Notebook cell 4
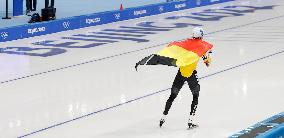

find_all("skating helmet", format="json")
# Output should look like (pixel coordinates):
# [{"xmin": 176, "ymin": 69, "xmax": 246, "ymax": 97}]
[{"xmin": 192, "ymin": 27, "xmax": 204, "ymax": 39}]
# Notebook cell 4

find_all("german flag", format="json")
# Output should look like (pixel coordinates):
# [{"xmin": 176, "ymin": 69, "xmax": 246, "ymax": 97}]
[{"xmin": 135, "ymin": 39, "xmax": 213, "ymax": 76}]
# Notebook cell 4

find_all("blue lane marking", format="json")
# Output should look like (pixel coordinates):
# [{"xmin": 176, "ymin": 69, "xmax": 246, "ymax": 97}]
[
  {"xmin": 18, "ymin": 49, "xmax": 284, "ymax": 138},
  {"xmin": 14, "ymin": 15, "xmax": 284, "ymax": 137},
  {"xmin": 1, "ymin": 14, "xmax": 284, "ymax": 85}
]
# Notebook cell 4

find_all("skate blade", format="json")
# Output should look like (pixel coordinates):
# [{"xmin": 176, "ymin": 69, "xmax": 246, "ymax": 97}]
[
  {"xmin": 187, "ymin": 124, "xmax": 199, "ymax": 130},
  {"xmin": 159, "ymin": 119, "xmax": 165, "ymax": 128}
]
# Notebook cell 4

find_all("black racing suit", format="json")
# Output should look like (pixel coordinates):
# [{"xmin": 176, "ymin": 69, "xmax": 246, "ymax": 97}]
[{"xmin": 163, "ymin": 70, "xmax": 200, "ymax": 116}]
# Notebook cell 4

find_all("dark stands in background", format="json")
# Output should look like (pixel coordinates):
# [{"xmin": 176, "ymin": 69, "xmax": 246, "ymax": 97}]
[
  {"xmin": 42, "ymin": 0, "xmax": 56, "ymax": 21},
  {"xmin": 2, "ymin": 0, "xmax": 11, "ymax": 19},
  {"xmin": 29, "ymin": 0, "xmax": 56, "ymax": 23}
]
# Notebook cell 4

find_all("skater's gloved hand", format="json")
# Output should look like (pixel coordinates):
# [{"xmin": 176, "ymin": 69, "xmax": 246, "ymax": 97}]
[
  {"xmin": 204, "ymin": 57, "xmax": 211, "ymax": 67},
  {"xmin": 202, "ymin": 55, "xmax": 211, "ymax": 67}
]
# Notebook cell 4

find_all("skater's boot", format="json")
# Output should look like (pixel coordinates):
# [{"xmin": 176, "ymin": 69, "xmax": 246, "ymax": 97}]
[
  {"xmin": 159, "ymin": 115, "xmax": 166, "ymax": 127},
  {"xmin": 188, "ymin": 115, "xmax": 198, "ymax": 129}
]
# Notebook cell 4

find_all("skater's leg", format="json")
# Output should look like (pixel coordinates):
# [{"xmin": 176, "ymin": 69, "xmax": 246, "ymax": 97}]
[
  {"xmin": 163, "ymin": 88, "xmax": 179, "ymax": 115},
  {"xmin": 163, "ymin": 70, "xmax": 185, "ymax": 115},
  {"xmin": 160, "ymin": 70, "xmax": 185, "ymax": 127},
  {"xmin": 187, "ymin": 70, "xmax": 200, "ymax": 116},
  {"xmin": 188, "ymin": 85, "xmax": 200, "ymax": 128},
  {"xmin": 190, "ymin": 84, "xmax": 200, "ymax": 115},
  {"xmin": 187, "ymin": 71, "xmax": 200, "ymax": 128}
]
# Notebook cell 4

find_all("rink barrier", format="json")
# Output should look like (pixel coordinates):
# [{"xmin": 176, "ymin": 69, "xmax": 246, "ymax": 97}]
[
  {"xmin": 0, "ymin": 0, "xmax": 234, "ymax": 43},
  {"xmin": 229, "ymin": 112, "xmax": 284, "ymax": 138}
]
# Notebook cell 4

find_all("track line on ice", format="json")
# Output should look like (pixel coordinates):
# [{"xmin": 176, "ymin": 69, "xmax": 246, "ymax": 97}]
[{"xmin": 2, "ymin": 14, "xmax": 284, "ymax": 85}]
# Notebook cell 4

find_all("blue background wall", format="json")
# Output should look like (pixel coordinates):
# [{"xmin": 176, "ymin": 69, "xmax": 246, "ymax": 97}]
[
  {"xmin": 0, "ymin": 0, "xmax": 167, "ymax": 28},
  {"xmin": 0, "ymin": 0, "xmax": 233, "ymax": 42},
  {"xmin": 0, "ymin": 0, "xmax": 166, "ymax": 18}
]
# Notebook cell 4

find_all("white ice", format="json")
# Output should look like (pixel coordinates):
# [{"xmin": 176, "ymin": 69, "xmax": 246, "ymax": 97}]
[{"xmin": 0, "ymin": 0, "xmax": 283, "ymax": 137}]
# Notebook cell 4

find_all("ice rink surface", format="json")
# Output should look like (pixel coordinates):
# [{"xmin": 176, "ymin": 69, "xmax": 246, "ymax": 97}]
[{"xmin": 0, "ymin": 0, "xmax": 284, "ymax": 137}]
